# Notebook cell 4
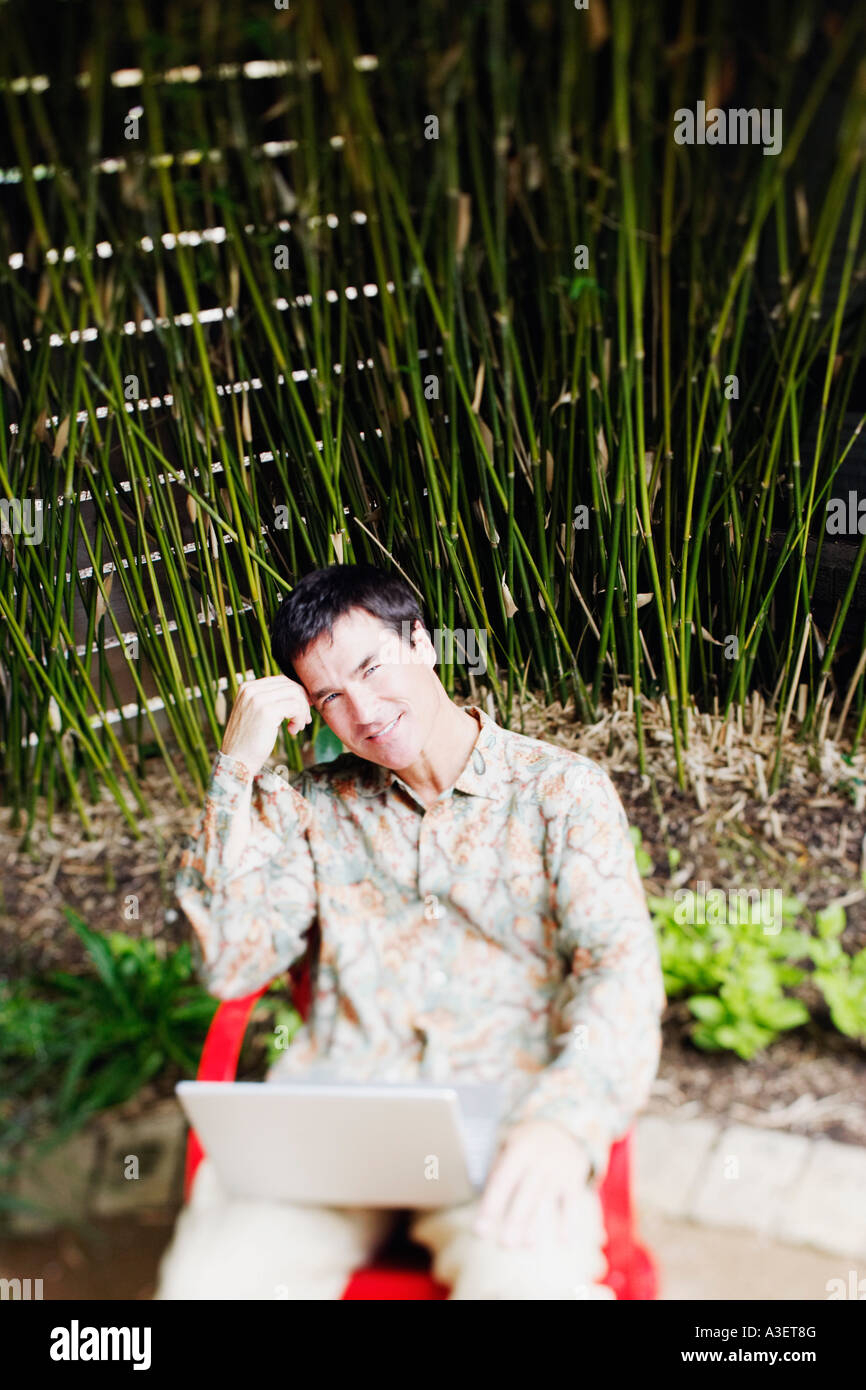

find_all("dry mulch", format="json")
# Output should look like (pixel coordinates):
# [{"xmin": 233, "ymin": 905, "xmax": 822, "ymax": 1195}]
[
  {"xmin": 516, "ymin": 689, "xmax": 866, "ymax": 1146},
  {"xmin": 2, "ymin": 688, "xmax": 865, "ymax": 1145}
]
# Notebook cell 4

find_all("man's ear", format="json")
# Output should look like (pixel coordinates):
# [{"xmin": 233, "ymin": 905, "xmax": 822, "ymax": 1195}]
[{"xmin": 410, "ymin": 618, "xmax": 437, "ymax": 666}]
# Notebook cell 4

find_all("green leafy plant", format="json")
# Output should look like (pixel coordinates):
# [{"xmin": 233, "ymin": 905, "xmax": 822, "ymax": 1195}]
[
  {"xmin": 649, "ymin": 892, "xmax": 866, "ymax": 1058},
  {"xmin": 629, "ymin": 825, "xmax": 654, "ymax": 878},
  {"xmin": 0, "ymin": 908, "xmax": 219, "ymax": 1194},
  {"xmin": 261, "ymin": 988, "xmax": 305, "ymax": 1070},
  {"xmin": 313, "ymin": 724, "xmax": 344, "ymax": 765},
  {"xmin": 808, "ymin": 904, "xmax": 866, "ymax": 1039}
]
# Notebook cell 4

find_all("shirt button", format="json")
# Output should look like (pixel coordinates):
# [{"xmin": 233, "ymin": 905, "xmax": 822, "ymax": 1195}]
[
  {"xmin": 423, "ymin": 893, "xmax": 441, "ymax": 921},
  {"xmin": 431, "ymin": 969, "xmax": 448, "ymax": 988}
]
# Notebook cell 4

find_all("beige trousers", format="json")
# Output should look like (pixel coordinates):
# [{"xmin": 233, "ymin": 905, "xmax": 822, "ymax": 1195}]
[{"xmin": 154, "ymin": 1157, "xmax": 615, "ymax": 1300}]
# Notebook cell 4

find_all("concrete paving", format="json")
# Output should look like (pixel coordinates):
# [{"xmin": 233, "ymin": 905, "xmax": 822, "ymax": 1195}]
[
  {"xmin": 634, "ymin": 1115, "xmax": 866, "ymax": 1261},
  {"xmin": 4, "ymin": 1107, "xmax": 864, "ymax": 1297},
  {"xmin": 2, "ymin": 1207, "xmax": 860, "ymax": 1301},
  {"xmin": 639, "ymin": 1210, "xmax": 859, "ymax": 1301}
]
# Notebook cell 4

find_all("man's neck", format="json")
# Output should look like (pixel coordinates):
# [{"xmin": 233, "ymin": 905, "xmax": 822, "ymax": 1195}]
[{"xmin": 392, "ymin": 701, "xmax": 481, "ymax": 809}]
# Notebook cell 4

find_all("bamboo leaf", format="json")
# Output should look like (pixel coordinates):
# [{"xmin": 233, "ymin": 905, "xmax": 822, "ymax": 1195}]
[
  {"xmin": 454, "ymin": 192, "xmax": 472, "ymax": 264},
  {"xmin": 93, "ymin": 572, "xmax": 114, "ymax": 625},
  {"xmin": 471, "ymin": 362, "xmax": 485, "ymax": 413},
  {"xmin": 587, "ymin": 0, "xmax": 611, "ymax": 49},
  {"xmin": 501, "ymin": 575, "xmax": 518, "ymax": 617},
  {"xmin": 595, "ymin": 427, "xmax": 609, "ymax": 477},
  {"xmin": 0, "ymin": 327, "xmax": 20, "ymax": 398},
  {"xmin": 52, "ymin": 415, "xmax": 71, "ymax": 459}
]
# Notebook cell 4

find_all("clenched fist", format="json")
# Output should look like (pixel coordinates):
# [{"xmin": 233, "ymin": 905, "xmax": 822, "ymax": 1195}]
[{"xmin": 220, "ymin": 675, "xmax": 312, "ymax": 777}]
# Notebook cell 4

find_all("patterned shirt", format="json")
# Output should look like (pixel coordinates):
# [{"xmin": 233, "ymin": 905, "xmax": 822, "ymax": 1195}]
[{"xmin": 175, "ymin": 703, "xmax": 665, "ymax": 1180}]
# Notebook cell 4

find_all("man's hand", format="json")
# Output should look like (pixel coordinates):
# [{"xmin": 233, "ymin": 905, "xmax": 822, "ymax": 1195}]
[
  {"xmin": 221, "ymin": 675, "xmax": 312, "ymax": 776},
  {"xmin": 473, "ymin": 1119, "xmax": 592, "ymax": 1249}
]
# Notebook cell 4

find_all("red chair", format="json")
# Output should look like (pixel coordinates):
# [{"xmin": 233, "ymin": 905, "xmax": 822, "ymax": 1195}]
[{"xmin": 183, "ymin": 960, "xmax": 659, "ymax": 1300}]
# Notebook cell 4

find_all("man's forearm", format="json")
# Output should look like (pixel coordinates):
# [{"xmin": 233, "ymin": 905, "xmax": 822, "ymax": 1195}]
[
  {"xmin": 175, "ymin": 753, "xmax": 316, "ymax": 998},
  {"xmin": 221, "ymin": 778, "xmax": 253, "ymax": 873}
]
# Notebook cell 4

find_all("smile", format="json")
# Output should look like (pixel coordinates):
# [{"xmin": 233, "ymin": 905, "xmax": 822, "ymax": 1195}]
[{"xmin": 366, "ymin": 712, "xmax": 404, "ymax": 741}]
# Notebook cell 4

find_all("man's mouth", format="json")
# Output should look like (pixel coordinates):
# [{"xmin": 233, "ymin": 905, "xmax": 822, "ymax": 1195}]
[{"xmin": 366, "ymin": 712, "xmax": 404, "ymax": 741}]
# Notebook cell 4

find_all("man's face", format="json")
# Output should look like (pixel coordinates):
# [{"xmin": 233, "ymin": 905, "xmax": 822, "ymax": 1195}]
[{"xmin": 292, "ymin": 607, "xmax": 439, "ymax": 770}]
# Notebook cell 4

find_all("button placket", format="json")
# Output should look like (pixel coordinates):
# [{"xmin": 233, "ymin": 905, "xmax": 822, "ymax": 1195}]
[
  {"xmin": 418, "ymin": 805, "xmax": 446, "ymax": 922},
  {"xmin": 418, "ymin": 805, "xmax": 449, "ymax": 998}
]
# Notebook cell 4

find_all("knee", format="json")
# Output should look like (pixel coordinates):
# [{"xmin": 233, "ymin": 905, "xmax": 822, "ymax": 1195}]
[
  {"xmin": 411, "ymin": 1197, "xmax": 611, "ymax": 1301},
  {"xmin": 154, "ymin": 1200, "xmax": 392, "ymax": 1301}
]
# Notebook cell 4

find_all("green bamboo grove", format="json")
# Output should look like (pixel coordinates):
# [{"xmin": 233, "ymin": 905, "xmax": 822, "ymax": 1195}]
[{"xmin": 1, "ymin": 0, "xmax": 865, "ymax": 836}]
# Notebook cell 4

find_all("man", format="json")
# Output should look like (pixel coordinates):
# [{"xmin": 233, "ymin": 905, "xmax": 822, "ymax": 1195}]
[{"xmin": 155, "ymin": 563, "xmax": 665, "ymax": 1300}]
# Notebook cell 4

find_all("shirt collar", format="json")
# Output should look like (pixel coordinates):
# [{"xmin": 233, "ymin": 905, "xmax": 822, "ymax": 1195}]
[{"xmin": 382, "ymin": 704, "xmax": 508, "ymax": 803}]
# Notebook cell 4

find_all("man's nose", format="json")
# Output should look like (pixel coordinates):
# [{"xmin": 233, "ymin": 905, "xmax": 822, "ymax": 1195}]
[{"xmin": 345, "ymin": 686, "xmax": 383, "ymax": 728}]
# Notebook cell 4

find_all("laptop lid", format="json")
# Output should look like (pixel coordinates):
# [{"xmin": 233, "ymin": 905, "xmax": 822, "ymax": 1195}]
[{"xmin": 176, "ymin": 1079, "xmax": 502, "ymax": 1209}]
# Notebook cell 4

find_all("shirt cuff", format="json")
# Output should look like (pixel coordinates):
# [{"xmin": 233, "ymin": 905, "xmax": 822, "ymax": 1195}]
[
  {"xmin": 213, "ymin": 750, "xmax": 305, "ymax": 800},
  {"xmin": 499, "ymin": 1093, "xmax": 614, "ymax": 1184},
  {"xmin": 213, "ymin": 750, "xmax": 256, "ymax": 785},
  {"xmin": 207, "ymin": 753, "xmax": 311, "ymax": 880}
]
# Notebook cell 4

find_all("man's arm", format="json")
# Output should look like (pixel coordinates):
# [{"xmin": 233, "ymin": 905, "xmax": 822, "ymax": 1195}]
[
  {"xmin": 499, "ymin": 762, "xmax": 666, "ymax": 1181},
  {"xmin": 175, "ymin": 749, "xmax": 317, "ymax": 1001}
]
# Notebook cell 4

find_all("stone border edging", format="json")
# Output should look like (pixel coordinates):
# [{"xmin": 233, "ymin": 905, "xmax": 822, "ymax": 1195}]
[
  {"xmin": 6, "ymin": 1100, "xmax": 186, "ymax": 1236},
  {"xmin": 6, "ymin": 1102, "xmax": 866, "ymax": 1262},
  {"xmin": 634, "ymin": 1114, "xmax": 866, "ymax": 1259}
]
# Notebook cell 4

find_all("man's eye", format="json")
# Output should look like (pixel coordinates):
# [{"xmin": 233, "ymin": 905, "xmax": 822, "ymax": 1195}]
[
  {"xmin": 364, "ymin": 665, "xmax": 381, "ymax": 677},
  {"xmin": 322, "ymin": 692, "xmax": 337, "ymax": 706}
]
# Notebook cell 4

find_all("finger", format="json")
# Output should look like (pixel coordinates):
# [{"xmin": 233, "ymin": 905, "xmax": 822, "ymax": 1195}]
[
  {"xmin": 237, "ymin": 675, "xmax": 307, "ymax": 696},
  {"xmin": 240, "ymin": 686, "xmax": 310, "ymax": 712},
  {"xmin": 238, "ymin": 675, "xmax": 298, "ymax": 689},
  {"xmin": 528, "ymin": 1187, "xmax": 563, "ymax": 1249},
  {"xmin": 474, "ymin": 1157, "xmax": 517, "ymax": 1231},
  {"xmin": 237, "ymin": 679, "xmax": 305, "ymax": 703},
  {"xmin": 498, "ymin": 1171, "xmax": 554, "ymax": 1249},
  {"xmin": 281, "ymin": 695, "xmax": 312, "ymax": 719},
  {"xmin": 255, "ymin": 693, "xmax": 312, "ymax": 722},
  {"xmin": 555, "ymin": 1189, "xmax": 583, "ymax": 1247},
  {"xmin": 474, "ymin": 1147, "xmax": 523, "ymax": 1235}
]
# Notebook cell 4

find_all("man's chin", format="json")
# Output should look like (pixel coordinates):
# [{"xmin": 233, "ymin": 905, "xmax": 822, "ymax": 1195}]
[
  {"xmin": 350, "ymin": 717, "xmax": 417, "ymax": 770},
  {"xmin": 364, "ymin": 743, "xmax": 416, "ymax": 772}
]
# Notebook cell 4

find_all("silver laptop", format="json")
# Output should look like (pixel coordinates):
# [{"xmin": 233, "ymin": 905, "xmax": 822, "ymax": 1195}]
[{"xmin": 176, "ymin": 1078, "xmax": 503, "ymax": 1208}]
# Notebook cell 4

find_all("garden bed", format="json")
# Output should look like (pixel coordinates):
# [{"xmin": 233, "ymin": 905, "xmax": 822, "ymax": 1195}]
[{"xmin": 2, "ymin": 691, "xmax": 865, "ymax": 1148}]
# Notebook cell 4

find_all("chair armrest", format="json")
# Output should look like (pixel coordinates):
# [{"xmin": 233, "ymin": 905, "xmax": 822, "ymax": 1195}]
[
  {"xmin": 182, "ymin": 984, "xmax": 271, "ymax": 1202},
  {"xmin": 182, "ymin": 955, "xmax": 313, "ymax": 1203},
  {"xmin": 197, "ymin": 986, "xmax": 271, "ymax": 1083},
  {"xmin": 599, "ymin": 1132, "xmax": 633, "ymax": 1236}
]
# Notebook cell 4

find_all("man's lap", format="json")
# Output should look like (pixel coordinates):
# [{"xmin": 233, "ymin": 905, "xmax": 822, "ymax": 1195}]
[
  {"xmin": 154, "ymin": 1158, "xmax": 612, "ymax": 1300},
  {"xmin": 409, "ymin": 1182, "xmax": 614, "ymax": 1300}
]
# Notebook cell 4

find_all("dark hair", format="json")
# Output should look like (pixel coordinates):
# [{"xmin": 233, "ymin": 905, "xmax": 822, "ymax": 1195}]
[{"xmin": 270, "ymin": 563, "xmax": 426, "ymax": 684}]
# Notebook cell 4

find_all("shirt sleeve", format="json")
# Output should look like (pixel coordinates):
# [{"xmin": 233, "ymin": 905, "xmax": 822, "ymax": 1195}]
[
  {"xmin": 499, "ymin": 763, "xmax": 666, "ymax": 1181},
  {"xmin": 175, "ymin": 751, "xmax": 317, "ymax": 1000}
]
